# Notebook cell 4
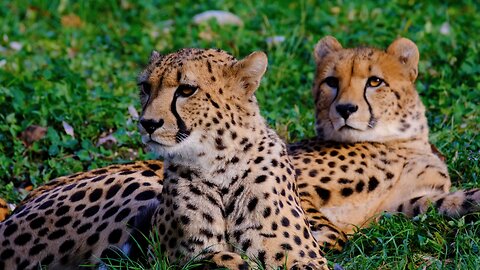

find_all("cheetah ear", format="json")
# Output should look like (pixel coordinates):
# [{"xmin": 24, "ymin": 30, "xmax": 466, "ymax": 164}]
[
  {"xmin": 314, "ymin": 36, "xmax": 343, "ymax": 65},
  {"xmin": 233, "ymin": 51, "xmax": 268, "ymax": 97},
  {"xmin": 387, "ymin": 38, "xmax": 419, "ymax": 81},
  {"xmin": 149, "ymin": 50, "xmax": 162, "ymax": 63}
]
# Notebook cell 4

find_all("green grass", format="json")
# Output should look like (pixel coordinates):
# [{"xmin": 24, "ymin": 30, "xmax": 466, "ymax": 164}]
[{"xmin": 0, "ymin": 0, "xmax": 479, "ymax": 269}]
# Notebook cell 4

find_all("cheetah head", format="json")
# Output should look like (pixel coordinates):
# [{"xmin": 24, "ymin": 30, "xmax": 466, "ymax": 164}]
[
  {"xmin": 138, "ymin": 48, "xmax": 268, "ymax": 161},
  {"xmin": 312, "ymin": 36, "xmax": 429, "ymax": 143}
]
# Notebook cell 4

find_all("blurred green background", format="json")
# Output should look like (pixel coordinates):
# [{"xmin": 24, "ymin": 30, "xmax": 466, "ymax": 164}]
[{"xmin": 0, "ymin": 1, "xmax": 478, "ymax": 268}]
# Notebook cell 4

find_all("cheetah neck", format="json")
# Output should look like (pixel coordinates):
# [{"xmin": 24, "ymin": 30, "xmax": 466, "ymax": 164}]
[
  {"xmin": 164, "ymin": 125, "xmax": 287, "ymax": 188},
  {"xmin": 385, "ymin": 136, "xmax": 432, "ymax": 152}
]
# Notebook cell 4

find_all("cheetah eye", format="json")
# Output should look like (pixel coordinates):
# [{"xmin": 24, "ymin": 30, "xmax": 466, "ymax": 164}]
[
  {"xmin": 176, "ymin": 84, "xmax": 198, "ymax": 98},
  {"xmin": 138, "ymin": 82, "xmax": 152, "ymax": 96},
  {"xmin": 367, "ymin": 76, "xmax": 384, "ymax": 88},
  {"xmin": 324, "ymin": 76, "xmax": 339, "ymax": 89}
]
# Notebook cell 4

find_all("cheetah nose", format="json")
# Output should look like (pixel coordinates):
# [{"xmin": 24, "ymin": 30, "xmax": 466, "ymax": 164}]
[
  {"xmin": 336, "ymin": 103, "xmax": 358, "ymax": 120},
  {"xmin": 140, "ymin": 118, "xmax": 164, "ymax": 134}
]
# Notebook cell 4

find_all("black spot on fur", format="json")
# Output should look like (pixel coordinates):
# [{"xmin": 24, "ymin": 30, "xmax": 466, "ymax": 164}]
[
  {"xmin": 29, "ymin": 243, "xmax": 47, "ymax": 256},
  {"xmin": 142, "ymin": 170, "xmax": 156, "ymax": 177},
  {"xmin": 48, "ymin": 229, "xmax": 66, "ymax": 240},
  {"xmin": 87, "ymin": 233, "xmax": 100, "ymax": 246},
  {"xmin": 38, "ymin": 200, "xmax": 54, "ymax": 209},
  {"xmin": 315, "ymin": 186, "xmax": 331, "ymax": 202},
  {"xmin": 89, "ymin": 189, "xmax": 103, "ymax": 202},
  {"xmin": 341, "ymin": 188, "xmax": 353, "ymax": 197},
  {"xmin": 106, "ymin": 184, "xmax": 121, "ymax": 199},
  {"xmin": 247, "ymin": 197, "xmax": 259, "ymax": 212},
  {"xmin": 255, "ymin": 175, "xmax": 267, "ymax": 183},
  {"xmin": 135, "ymin": 190, "xmax": 156, "ymax": 201},
  {"xmin": 29, "ymin": 217, "xmax": 45, "ymax": 229},
  {"xmin": 59, "ymin": 240, "xmax": 75, "ymax": 253},
  {"xmin": 368, "ymin": 176, "xmax": 379, "ymax": 192},
  {"xmin": 108, "ymin": 229, "xmax": 123, "ymax": 244},
  {"xmin": 84, "ymin": 205, "xmax": 99, "ymax": 218},
  {"xmin": 55, "ymin": 205, "xmax": 70, "ymax": 216},
  {"xmin": 14, "ymin": 233, "xmax": 32, "ymax": 245}
]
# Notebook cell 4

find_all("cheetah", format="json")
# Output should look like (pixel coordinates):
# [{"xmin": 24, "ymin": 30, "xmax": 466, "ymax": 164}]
[
  {"xmin": 0, "ymin": 161, "xmax": 164, "ymax": 269},
  {"xmin": 0, "ymin": 49, "xmax": 328, "ymax": 269},
  {"xmin": 289, "ymin": 36, "xmax": 480, "ymax": 250},
  {"xmin": 124, "ymin": 48, "xmax": 327, "ymax": 269}
]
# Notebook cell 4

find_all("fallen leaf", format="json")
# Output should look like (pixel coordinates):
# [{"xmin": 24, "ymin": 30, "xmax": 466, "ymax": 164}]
[
  {"xmin": 19, "ymin": 125, "xmax": 47, "ymax": 146},
  {"xmin": 425, "ymin": 21, "xmax": 433, "ymax": 33},
  {"xmin": 440, "ymin": 22, "xmax": 450, "ymax": 35},
  {"xmin": 128, "ymin": 105, "xmax": 139, "ymax": 120},
  {"xmin": 67, "ymin": 47, "xmax": 78, "ymax": 58},
  {"xmin": 266, "ymin": 36, "xmax": 285, "ymax": 46},
  {"xmin": 121, "ymin": 0, "xmax": 132, "ymax": 9},
  {"xmin": 62, "ymin": 121, "xmax": 75, "ymax": 137},
  {"xmin": 198, "ymin": 28, "xmax": 217, "ymax": 41},
  {"xmin": 430, "ymin": 143, "xmax": 446, "ymax": 162},
  {"xmin": 330, "ymin": 6, "xmax": 341, "ymax": 15},
  {"xmin": 348, "ymin": 9, "xmax": 356, "ymax": 21},
  {"xmin": 7, "ymin": 203, "xmax": 16, "ymax": 212},
  {"xmin": 9, "ymin": 41, "xmax": 22, "ymax": 51},
  {"xmin": 193, "ymin": 10, "xmax": 243, "ymax": 26},
  {"xmin": 97, "ymin": 132, "xmax": 118, "ymax": 148},
  {"xmin": 61, "ymin": 13, "xmax": 83, "ymax": 28}
]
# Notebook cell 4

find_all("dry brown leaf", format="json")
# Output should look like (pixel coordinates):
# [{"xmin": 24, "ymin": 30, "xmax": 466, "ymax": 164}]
[
  {"xmin": 61, "ymin": 13, "xmax": 83, "ymax": 28},
  {"xmin": 430, "ymin": 143, "xmax": 446, "ymax": 163},
  {"xmin": 330, "ymin": 6, "xmax": 341, "ymax": 15},
  {"xmin": 198, "ymin": 29, "xmax": 217, "ymax": 41},
  {"xmin": 67, "ymin": 47, "xmax": 78, "ymax": 58},
  {"xmin": 19, "ymin": 125, "xmax": 47, "ymax": 146}
]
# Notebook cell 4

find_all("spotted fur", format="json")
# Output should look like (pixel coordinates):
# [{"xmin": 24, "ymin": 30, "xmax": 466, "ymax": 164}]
[
  {"xmin": 292, "ymin": 36, "xmax": 480, "ymax": 249},
  {"xmin": 0, "ymin": 161, "xmax": 163, "ymax": 269},
  {"xmin": 127, "ymin": 48, "xmax": 327, "ymax": 269}
]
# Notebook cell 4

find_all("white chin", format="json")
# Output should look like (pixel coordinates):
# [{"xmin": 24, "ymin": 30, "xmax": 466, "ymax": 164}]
[
  {"xmin": 331, "ymin": 118, "xmax": 367, "ymax": 132},
  {"xmin": 144, "ymin": 131, "xmax": 204, "ymax": 161},
  {"xmin": 323, "ymin": 122, "xmax": 369, "ymax": 143},
  {"xmin": 331, "ymin": 119, "xmax": 346, "ymax": 131}
]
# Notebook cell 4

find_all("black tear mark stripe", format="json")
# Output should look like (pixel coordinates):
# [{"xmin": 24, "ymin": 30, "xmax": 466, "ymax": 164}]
[
  {"xmin": 361, "ymin": 58, "xmax": 376, "ymax": 128},
  {"xmin": 171, "ymin": 91, "xmax": 190, "ymax": 143},
  {"xmin": 363, "ymin": 84, "xmax": 374, "ymax": 128}
]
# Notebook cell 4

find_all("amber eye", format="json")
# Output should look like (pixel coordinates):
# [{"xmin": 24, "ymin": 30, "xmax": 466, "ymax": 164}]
[
  {"xmin": 176, "ymin": 84, "xmax": 198, "ymax": 98},
  {"xmin": 367, "ymin": 76, "xmax": 383, "ymax": 88},
  {"xmin": 138, "ymin": 82, "xmax": 152, "ymax": 96},
  {"xmin": 324, "ymin": 76, "xmax": 339, "ymax": 88}
]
